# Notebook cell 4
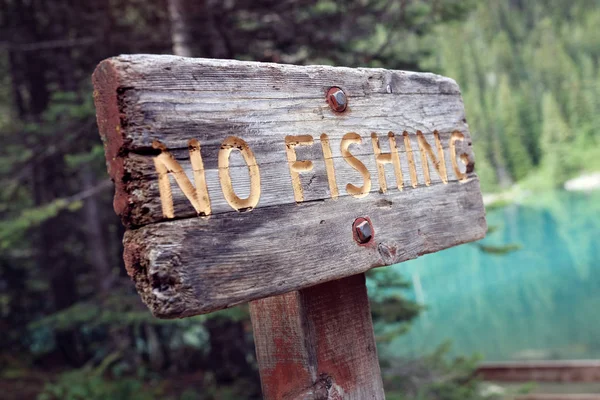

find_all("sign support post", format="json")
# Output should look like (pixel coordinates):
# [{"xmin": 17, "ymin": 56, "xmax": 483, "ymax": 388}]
[
  {"xmin": 92, "ymin": 54, "xmax": 486, "ymax": 399},
  {"xmin": 250, "ymin": 274, "xmax": 384, "ymax": 399}
]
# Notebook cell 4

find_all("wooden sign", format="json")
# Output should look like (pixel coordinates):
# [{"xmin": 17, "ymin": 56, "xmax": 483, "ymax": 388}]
[{"xmin": 92, "ymin": 55, "xmax": 486, "ymax": 319}]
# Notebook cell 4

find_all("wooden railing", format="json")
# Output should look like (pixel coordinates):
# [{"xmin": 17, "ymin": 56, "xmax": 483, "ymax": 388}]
[{"xmin": 477, "ymin": 360, "xmax": 600, "ymax": 382}]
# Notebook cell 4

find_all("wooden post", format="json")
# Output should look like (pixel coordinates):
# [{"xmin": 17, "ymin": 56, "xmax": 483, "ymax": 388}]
[{"xmin": 250, "ymin": 274, "xmax": 384, "ymax": 400}]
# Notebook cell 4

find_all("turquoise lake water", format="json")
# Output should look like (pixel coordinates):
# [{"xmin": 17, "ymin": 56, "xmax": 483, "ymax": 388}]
[{"xmin": 385, "ymin": 190, "xmax": 600, "ymax": 362}]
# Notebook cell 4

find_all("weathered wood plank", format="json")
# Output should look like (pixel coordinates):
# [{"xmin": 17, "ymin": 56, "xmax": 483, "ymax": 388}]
[
  {"xmin": 113, "ymin": 89, "xmax": 467, "ymax": 151},
  {"xmin": 250, "ymin": 274, "xmax": 384, "ymax": 400},
  {"xmin": 93, "ymin": 55, "xmax": 486, "ymax": 317},
  {"xmin": 121, "ymin": 133, "xmax": 475, "ymax": 227},
  {"xmin": 123, "ymin": 177, "xmax": 485, "ymax": 318},
  {"xmin": 94, "ymin": 54, "xmax": 460, "ymax": 96},
  {"xmin": 92, "ymin": 55, "xmax": 474, "ymax": 228}
]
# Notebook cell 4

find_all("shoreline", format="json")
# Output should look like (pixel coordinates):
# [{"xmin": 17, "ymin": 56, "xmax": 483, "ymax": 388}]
[{"xmin": 482, "ymin": 171, "xmax": 600, "ymax": 206}]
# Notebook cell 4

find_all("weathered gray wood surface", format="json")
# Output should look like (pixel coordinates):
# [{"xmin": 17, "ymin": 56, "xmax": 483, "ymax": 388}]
[
  {"xmin": 93, "ymin": 55, "xmax": 474, "ymax": 228},
  {"xmin": 123, "ymin": 178, "xmax": 484, "ymax": 317},
  {"xmin": 250, "ymin": 274, "xmax": 384, "ymax": 400},
  {"xmin": 93, "ymin": 55, "xmax": 486, "ymax": 318},
  {"xmin": 119, "ymin": 130, "xmax": 473, "ymax": 227}
]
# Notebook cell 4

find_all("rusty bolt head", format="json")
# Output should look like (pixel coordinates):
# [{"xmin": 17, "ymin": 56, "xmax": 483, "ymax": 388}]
[
  {"xmin": 327, "ymin": 87, "xmax": 347, "ymax": 112},
  {"xmin": 353, "ymin": 217, "xmax": 373, "ymax": 244}
]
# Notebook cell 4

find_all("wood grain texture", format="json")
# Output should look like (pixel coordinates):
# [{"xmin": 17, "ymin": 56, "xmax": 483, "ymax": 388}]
[
  {"xmin": 119, "ymin": 130, "xmax": 474, "ymax": 227},
  {"xmin": 123, "ymin": 177, "xmax": 485, "ymax": 318},
  {"xmin": 250, "ymin": 274, "xmax": 384, "ymax": 400},
  {"xmin": 92, "ymin": 54, "xmax": 474, "ymax": 228},
  {"xmin": 92, "ymin": 55, "xmax": 487, "ymax": 317}
]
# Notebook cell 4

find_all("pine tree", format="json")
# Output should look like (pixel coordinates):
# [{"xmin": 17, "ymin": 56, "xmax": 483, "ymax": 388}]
[
  {"xmin": 540, "ymin": 92, "xmax": 575, "ymax": 184},
  {"xmin": 497, "ymin": 75, "xmax": 533, "ymax": 181}
]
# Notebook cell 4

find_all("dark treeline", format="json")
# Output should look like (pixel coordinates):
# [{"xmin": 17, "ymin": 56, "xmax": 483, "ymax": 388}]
[{"xmin": 0, "ymin": 1, "xmax": 596, "ymax": 399}]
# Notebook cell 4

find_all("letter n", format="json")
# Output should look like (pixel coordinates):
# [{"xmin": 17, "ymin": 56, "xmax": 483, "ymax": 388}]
[{"xmin": 153, "ymin": 139, "xmax": 211, "ymax": 218}]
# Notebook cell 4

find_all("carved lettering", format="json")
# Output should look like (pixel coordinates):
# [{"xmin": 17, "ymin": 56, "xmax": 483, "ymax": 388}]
[
  {"xmin": 341, "ymin": 132, "xmax": 371, "ymax": 198},
  {"xmin": 153, "ymin": 140, "xmax": 211, "ymax": 218},
  {"xmin": 320, "ymin": 134, "xmax": 339, "ymax": 199},
  {"xmin": 152, "ymin": 130, "xmax": 471, "ymax": 217},
  {"xmin": 371, "ymin": 132, "xmax": 403, "ymax": 193},
  {"xmin": 417, "ymin": 130, "xmax": 448, "ymax": 186},
  {"xmin": 450, "ymin": 131, "xmax": 469, "ymax": 181},
  {"xmin": 402, "ymin": 132, "xmax": 418, "ymax": 188},
  {"xmin": 285, "ymin": 135, "xmax": 315, "ymax": 203},
  {"xmin": 218, "ymin": 136, "xmax": 261, "ymax": 211}
]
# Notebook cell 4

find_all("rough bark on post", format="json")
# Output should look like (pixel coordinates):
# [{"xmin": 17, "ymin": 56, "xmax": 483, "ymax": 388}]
[{"xmin": 250, "ymin": 274, "xmax": 384, "ymax": 400}]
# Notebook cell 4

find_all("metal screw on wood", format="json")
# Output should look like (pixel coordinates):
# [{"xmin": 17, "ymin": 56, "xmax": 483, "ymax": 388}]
[
  {"xmin": 327, "ymin": 87, "xmax": 347, "ymax": 112},
  {"xmin": 353, "ymin": 217, "xmax": 373, "ymax": 244}
]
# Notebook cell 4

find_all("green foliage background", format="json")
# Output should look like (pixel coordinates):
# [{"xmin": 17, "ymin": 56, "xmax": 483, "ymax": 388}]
[
  {"xmin": 422, "ymin": 1, "xmax": 600, "ymax": 191},
  {"xmin": 1, "ymin": 0, "xmax": 598, "ymax": 399}
]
